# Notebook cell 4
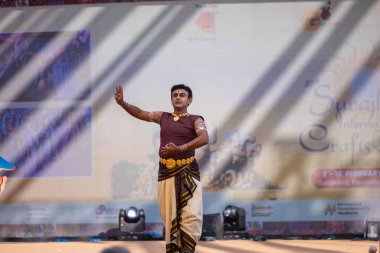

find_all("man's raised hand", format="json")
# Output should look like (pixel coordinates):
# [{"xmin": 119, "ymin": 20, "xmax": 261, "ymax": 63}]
[{"xmin": 114, "ymin": 85, "xmax": 124, "ymax": 105}]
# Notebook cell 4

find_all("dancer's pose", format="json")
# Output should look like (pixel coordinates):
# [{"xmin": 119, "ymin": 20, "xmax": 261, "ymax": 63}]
[{"xmin": 115, "ymin": 84, "xmax": 209, "ymax": 253}]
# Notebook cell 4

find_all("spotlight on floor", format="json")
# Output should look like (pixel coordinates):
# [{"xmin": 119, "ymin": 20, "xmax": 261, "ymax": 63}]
[
  {"xmin": 365, "ymin": 217, "xmax": 380, "ymax": 240},
  {"xmin": 118, "ymin": 206, "xmax": 146, "ymax": 240},
  {"xmin": 222, "ymin": 205, "xmax": 249, "ymax": 239}
]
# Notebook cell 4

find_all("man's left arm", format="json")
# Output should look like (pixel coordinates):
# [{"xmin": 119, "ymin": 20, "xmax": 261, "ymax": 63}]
[{"xmin": 183, "ymin": 117, "xmax": 209, "ymax": 151}]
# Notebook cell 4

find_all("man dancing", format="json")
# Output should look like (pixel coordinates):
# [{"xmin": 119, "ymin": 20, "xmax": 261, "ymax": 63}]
[{"xmin": 115, "ymin": 84, "xmax": 208, "ymax": 253}]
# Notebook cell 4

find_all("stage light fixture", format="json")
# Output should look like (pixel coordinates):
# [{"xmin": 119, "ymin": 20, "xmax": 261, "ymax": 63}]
[
  {"xmin": 118, "ymin": 206, "xmax": 146, "ymax": 240},
  {"xmin": 222, "ymin": 205, "xmax": 249, "ymax": 239},
  {"xmin": 223, "ymin": 205, "xmax": 246, "ymax": 232},
  {"xmin": 365, "ymin": 217, "xmax": 380, "ymax": 240}
]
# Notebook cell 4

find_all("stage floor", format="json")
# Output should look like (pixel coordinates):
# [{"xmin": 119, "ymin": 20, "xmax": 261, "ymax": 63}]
[{"xmin": 0, "ymin": 239, "xmax": 378, "ymax": 253}]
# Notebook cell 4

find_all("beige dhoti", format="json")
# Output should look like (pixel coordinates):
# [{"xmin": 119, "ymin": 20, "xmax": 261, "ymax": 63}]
[{"xmin": 157, "ymin": 162, "xmax": 203, "ymax": 253}]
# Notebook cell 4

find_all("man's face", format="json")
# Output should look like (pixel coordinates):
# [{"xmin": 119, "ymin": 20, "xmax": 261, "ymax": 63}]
[{"xmin": 171, "ymin": 89, "xmax": 192, "ymax": 109}]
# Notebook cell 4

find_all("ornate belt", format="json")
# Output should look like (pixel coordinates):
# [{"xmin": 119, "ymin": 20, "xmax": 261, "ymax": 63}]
[{"xmin": 159, "ymin": 156, "xmax": 194, "ymax": 169}]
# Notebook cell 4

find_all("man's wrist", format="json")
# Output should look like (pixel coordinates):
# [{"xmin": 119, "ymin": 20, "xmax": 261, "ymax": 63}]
[
  {"xmin": 179, "ymin": 144, "xmax": 188, "ymax": 152},
  {"xmin": 121, "ymin": 101, "xmax": 128, "ymax": 107}
]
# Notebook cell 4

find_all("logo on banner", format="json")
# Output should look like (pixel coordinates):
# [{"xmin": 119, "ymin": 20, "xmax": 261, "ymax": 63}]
[
  {"xmin": 95, "ymin": 204, "xmax": 118, "ymax": 219},
  {"xmin": 188, "ymin": 5, "xmax": 217, "ymax": 41},
  {"xmin": 24, "ymin": 207, "xmax": 48, "ymax": 222},
  {"xmin": 196, "ymin": 11, "xmax": 215, "ymax": 30},
  {"xmin": 324, "ymin": 204, "xmax": 336, "ymax": 215},
  {"xmin": 251, "ymin": 204, "xmax": 273, "ymax": 217},
  {"xmin": 324, "ymin": 201, "xmax": 370, "ymax": 216},
  {"xmin": 301, "ymin": 1, "xmax": 332, "ymax": 32}
]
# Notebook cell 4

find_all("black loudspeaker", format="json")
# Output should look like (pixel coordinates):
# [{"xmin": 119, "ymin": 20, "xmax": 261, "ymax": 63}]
[{"xmin": 201, "ymin": 213, "xmax": 223, "ymax": 240}]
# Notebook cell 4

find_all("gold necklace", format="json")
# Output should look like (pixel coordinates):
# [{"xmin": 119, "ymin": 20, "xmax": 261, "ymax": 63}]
[{"xmin": 172, "ymin": 112, "xmax": 189, "ymax": 121}]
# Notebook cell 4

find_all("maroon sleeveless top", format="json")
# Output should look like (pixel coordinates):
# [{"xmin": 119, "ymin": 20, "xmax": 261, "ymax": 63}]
[{"xmin": 158, "ymin": 112, "xmax": 203, "ymax": 180}]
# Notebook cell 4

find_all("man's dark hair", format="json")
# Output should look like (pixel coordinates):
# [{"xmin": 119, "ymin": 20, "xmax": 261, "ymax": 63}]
[{"xmin": 171, "ymin": 84, "xmax": 192, "ymax": 98}]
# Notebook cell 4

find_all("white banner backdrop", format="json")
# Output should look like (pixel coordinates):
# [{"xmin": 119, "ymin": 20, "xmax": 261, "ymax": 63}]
[{"xmin": 0, "ymin": 0, "xmax": 379, "ymax": 236}]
